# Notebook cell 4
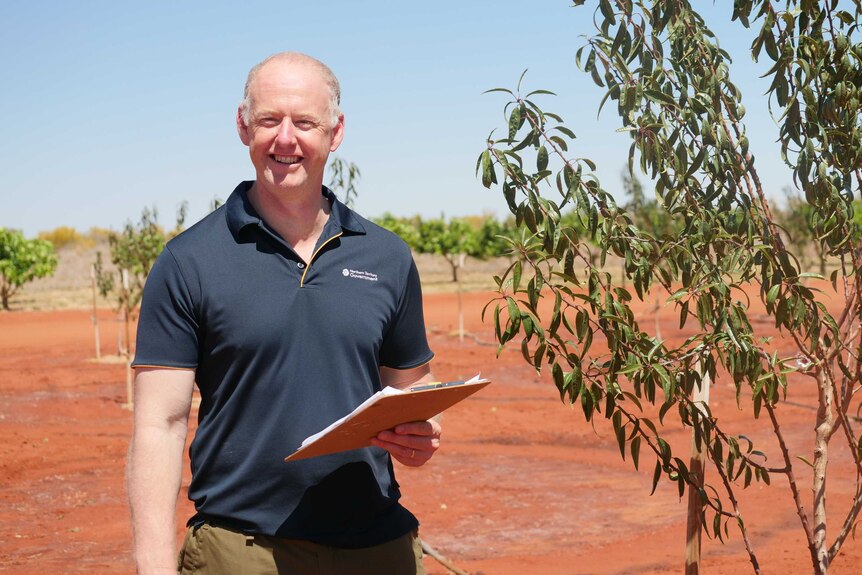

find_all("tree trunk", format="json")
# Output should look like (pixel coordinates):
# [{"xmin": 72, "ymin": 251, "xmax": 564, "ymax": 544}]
[
  {"xmin": 457, "ymin": 253, "xmax": 467, "ymax": 341},
  {"xmin": 0, "ymin": 280, "xmax": 11, "ymax": 311},
  {"xmin": 91, "ymin": 265, "xmax": 101, "ymax": 360},
  {"xmin": 449, "ymin": 259, "xmax": 459, "ymax": 283},
  {"xmin": 685, "ymin": 369, "xmax": 710, "ymax": 575},
  {"xmin": 813, "ymin": 370, "xmax": 833, "ymax": 574}
]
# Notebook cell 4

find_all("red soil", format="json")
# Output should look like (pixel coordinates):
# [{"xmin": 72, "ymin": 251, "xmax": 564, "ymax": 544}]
[{"xmin": 1, "ymin": 292, "xmax": 860, "ymax": 574}]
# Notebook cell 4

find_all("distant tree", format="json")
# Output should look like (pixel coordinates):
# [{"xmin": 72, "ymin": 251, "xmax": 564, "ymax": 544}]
[
  {"xmin": 375, "ymin": 213, "xmax": 512, "ymax": 340},
  {"xmin": 95, "ymin": 204, "xmax": 186, "ymax": 322},
  {"xmin": 622, "ymin": 169, "xmax": 682, "ymax": 238},
  {"xmin": 415, "ymin": 217, "xmax": 472, "ymax": 282},
  {"xmin": 474, "ymin": 216, "xmax": 515, "ymax": 261},
  {"xmin": 373, "ymin": 213, "xmax": 422, "ymax": 248},
  {"xmin": 375, "ymin": 213, "xmax": 513, "ymax": 280},
  {"xmin": 0, "ymin": 228, "xmax": 58, "ymax": 310},
  {"xmin": 419, "ymin": 216, "xmax": 509, "ymax": 340},
  {"xmin": 776, "ymin": 186, "xmax": 830, "ymax": 275},
  {"xmin": 416, "ymin": 217, "xmax": 508, "ymax": 283}
]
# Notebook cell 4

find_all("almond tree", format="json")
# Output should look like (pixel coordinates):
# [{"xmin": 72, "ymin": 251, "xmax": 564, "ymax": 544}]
[
  {"xmin": 95, "ymin": 205, "xmax": 186, "ymax": 356},
  {"xmin": 479, "ymin": 1, "xmax": 862, "ymax": 573}
]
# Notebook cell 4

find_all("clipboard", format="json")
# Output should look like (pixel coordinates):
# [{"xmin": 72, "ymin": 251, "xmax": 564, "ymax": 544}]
[{"xmin": 285, "ymin": 376, "xmax": 490, "ymax": 462}]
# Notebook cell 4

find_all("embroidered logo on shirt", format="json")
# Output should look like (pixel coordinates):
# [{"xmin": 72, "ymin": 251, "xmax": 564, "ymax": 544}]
[{"xmin": 342, "ymin": 268, "xmax": 378, "ymax": 282}]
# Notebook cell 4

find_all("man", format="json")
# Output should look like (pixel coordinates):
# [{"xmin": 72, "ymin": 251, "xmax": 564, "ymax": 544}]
[{"xmin": 127, "ymin": 52, "xmax": 440, "ymax": 575}]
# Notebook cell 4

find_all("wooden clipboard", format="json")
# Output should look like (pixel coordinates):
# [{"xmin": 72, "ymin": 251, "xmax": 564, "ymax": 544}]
[{"xmin": 285, "ymin": 378, "xmax": 490, "ymax": 462}]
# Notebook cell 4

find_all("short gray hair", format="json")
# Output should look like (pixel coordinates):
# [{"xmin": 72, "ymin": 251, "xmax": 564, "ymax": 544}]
[{"xmin": 240, "ymin": 52, "xmax": 342, "ymax": 128}]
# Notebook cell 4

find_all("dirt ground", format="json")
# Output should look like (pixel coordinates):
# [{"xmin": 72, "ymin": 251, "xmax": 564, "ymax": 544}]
[{"xmin": 2, "ymin": 290, "xmax": 862, "ymax": 574}]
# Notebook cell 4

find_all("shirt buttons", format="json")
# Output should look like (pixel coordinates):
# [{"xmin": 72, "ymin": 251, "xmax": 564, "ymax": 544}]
[{"xmin": 297, "ymin": 262, "xmax": 306, "ymax": 269}]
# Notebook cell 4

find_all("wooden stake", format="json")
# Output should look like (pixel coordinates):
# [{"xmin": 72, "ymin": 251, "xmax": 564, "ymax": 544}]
[
  {"xmin": 122, "ymin": 269, "xmax": 133, "ymax": 410},
  {"xmin": 685, "ymin": 367, "xmax": 711, "ymax": 574},
  {"xmin": 90, "ymin": 264, "xmax": 101, "ymax": 360},
  {"xmin": 457, "ymin": 253, "xmax": 465, "ymax": 343}
]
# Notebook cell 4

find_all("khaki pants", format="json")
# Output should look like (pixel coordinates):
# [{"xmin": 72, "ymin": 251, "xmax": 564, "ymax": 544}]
[{"xmin": 177, "ymin": 522, "xmax": 426, "ymax": 575}]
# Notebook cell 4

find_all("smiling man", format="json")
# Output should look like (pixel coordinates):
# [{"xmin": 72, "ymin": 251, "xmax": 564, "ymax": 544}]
[{"xmin": 127, "ymin": 52, "xmax": 439, "ymax": 575}]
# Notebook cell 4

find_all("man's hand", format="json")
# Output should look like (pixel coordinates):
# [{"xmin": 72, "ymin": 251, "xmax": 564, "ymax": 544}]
[
  {"xmin": 371, "ymin": 418, "xmax": 442, "ymax": 467},
  {"xmin": 376, "ymin": 363, "xmax": 441, "ymax": 466}
]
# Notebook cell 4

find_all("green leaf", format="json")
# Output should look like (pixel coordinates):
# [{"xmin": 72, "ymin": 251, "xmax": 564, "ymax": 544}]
[
  {"xmin": 588, "ymin": 54, "xmax": 604, "ymax": 87},
  {"xmin": 555, "ymin": 125, "xmax": 577, "ymax": 139},
  {"xmin": 631, "ymin": 436, "xmax": 641, "ymax": 470},
  {"xmin": 599, "ymin": 0, "xmax": 616, "ymax": 25},
  {"xmin": 766, "ymin": 284, "xmax": 780, "ymax": 306},
  {"xmin": 650, "ymin": 459, "xmax": 662, "ymax": 495},
  {"xmin": 537, "ymin": 146, "xmax": 549, "ymax": 171},
  {"xmin": 645, "ymin": 89, "xmax": 677, "ymax": 107},
  {"xmin": 668, "ymin": 288, "xmax": 688, "ymax": 302},
  {"xmin": 659, "ymin": 400, "xmax": 675, "ymax": 423},
  {"xmin": 508, "ymin": 105, "xmax": 522, "ymax": 141},
  {"xmin": 576, "ymin": 309, "xmax": 588, "ymax": 341},
  {"xmin": 481, "ymin": 150, "xmax": 495, "ymax": 188},
  {"xmin": 552, "ymin": 362, "xmax": 565, "ymax": 400},
  {"xmin": 613, "ymin": 411, "xmax": 626, "ymax": 459},
  {"xmin": 686, "ymin": 147, "xmax": 706, "ymax": 178},
  {"xmin": 482, "ymin": 87, "xmax": 515, "ymax": 95},
  {"xmin": 512, "ymin": 260, "xmax": 522, "ymax": 292}
]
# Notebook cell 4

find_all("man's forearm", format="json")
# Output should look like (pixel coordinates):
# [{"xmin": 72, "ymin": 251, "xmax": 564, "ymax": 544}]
[{"xmin": 127, "ymin": 423, "xmax": 187, "ymax": 575}]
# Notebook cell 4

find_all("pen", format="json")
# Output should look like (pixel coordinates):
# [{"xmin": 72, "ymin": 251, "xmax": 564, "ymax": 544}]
[{"xmin": 409, "ymin": 380, "xmax": 465, "ymax": 392}]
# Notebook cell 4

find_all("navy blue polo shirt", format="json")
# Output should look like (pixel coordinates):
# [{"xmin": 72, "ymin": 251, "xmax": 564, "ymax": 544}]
[{"xmin": 132, "ymin": 181, "xmax": 434, "ymax": 547}]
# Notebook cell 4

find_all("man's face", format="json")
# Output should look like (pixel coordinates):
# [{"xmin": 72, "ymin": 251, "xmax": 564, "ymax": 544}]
[{"xmin": 237, "ymin": 59, "xmax": 344, "ymax": 198}]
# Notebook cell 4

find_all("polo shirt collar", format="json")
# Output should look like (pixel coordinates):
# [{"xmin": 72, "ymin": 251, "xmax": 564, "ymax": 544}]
[{"xmin": 226, "ymin": 181, "xmax": 366, "ymax": 239}]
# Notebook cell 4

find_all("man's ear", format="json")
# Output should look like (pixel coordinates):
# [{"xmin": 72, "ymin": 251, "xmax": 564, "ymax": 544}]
[
  {"xmin": 329, "ymin": 114, "xmax": 345, "ymax": 152},
  {"xmin": 236, "ymin": 106, "xmax": 251, "ymax": 146}
]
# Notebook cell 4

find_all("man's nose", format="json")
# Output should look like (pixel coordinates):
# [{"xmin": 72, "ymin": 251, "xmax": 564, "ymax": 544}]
[{"xmin": 275, "ymin": 119, "xmax": 296, "ymax": 145}]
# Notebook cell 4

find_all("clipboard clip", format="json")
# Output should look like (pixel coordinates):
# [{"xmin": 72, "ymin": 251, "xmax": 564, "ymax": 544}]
[{"xmin": 409, "ymin": 380, "xmax": 465, "ymax": 392}]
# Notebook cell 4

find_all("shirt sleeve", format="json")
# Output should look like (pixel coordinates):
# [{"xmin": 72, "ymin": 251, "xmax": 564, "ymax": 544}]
[
  {"xmin": 132, "ymin": 245, "xmax": 200, "ymax": 369},
  {"xmin": 378, "ymin": 256, "xmax": 434, "ymax": 369}
]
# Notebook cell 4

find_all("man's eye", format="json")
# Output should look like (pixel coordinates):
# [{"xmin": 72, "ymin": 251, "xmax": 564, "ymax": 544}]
[
  {"xmin": 258, "ymin": 118, "xmax": 280, "ymax": 128},
  {"xmin": 295, "ymin": 120, "xmax": 316, "ymax": 129}
]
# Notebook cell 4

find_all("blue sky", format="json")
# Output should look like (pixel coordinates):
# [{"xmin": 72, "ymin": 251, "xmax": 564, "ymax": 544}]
[{"xmin": 1, "ymin": 1, "xmax": 793, "ymax": 237}]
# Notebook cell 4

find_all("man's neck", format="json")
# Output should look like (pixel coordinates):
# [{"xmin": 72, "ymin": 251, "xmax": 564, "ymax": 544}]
[{"xmin": 248, "ymin": 182, "xmax": 331, "ymax": 261}]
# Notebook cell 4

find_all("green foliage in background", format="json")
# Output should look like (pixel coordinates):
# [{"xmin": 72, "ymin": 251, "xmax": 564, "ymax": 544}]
[
  {"xmin": 0, "ymin": 228, "xmax": 58, "ymax": 310},
  {"xmin": 95, "ymin": 204, "xmax": 186, "ymax": 319},
  {"xmin": 776, "ymin": 186, "xmax": 832, "ymax": 275},
  {"xmin": 374, "ymin": 213, "xmax": 423, "ymax": 248},
  {"xmin": 375, "ymin": 214, "xmax": 514, "ymax": 281},
  {"xmin": 415, "ymin": 217, "xmax": 492, "ymax": 281},
  {"xmin": 479, "ymin": 1, "xmax": 862, "ymax": 573}
]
